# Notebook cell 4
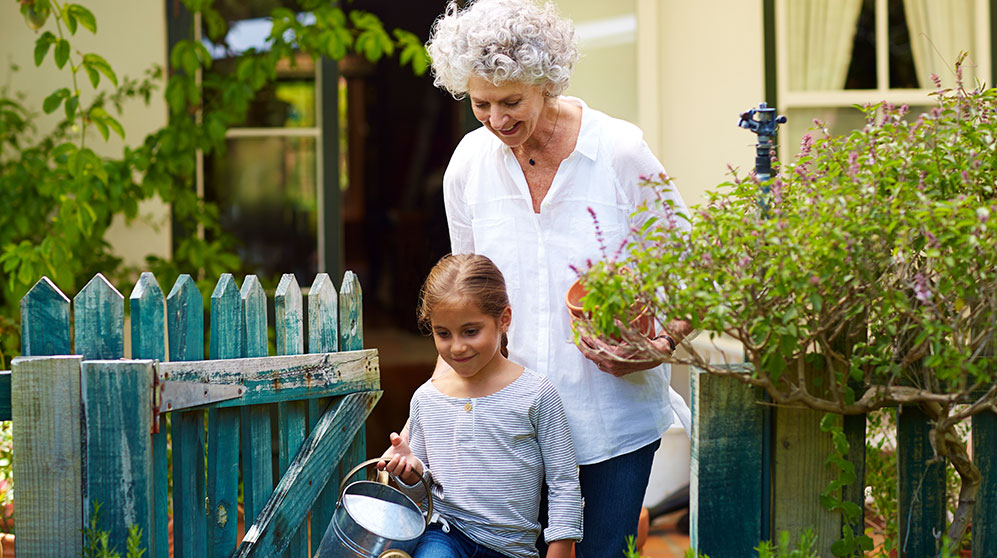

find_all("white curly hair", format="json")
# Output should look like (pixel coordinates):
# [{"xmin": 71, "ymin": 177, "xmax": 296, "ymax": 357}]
[{"xmin": 426, "ymin": 0, "xmax": 579, "ymax": 99}]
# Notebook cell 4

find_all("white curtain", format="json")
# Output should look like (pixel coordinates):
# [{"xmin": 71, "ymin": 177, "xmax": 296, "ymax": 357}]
[
  {"xmin": 903, "ymin": 0, "xmax": 977, "ymax": 88},
  {"xmin": 788, "ymin": 0, "xmax": 864, "ymax": 91}
]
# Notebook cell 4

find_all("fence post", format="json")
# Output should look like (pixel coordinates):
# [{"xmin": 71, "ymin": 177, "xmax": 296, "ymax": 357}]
[
  {"xmin": 239, "ymin": 274, "xmax": 274, "ymax": 551},
  {"xmin": 130, "ymin": 271, "xmax": 169, "ymax": 558},
  {"xmin": 337, "ymin": 270, "xmax": 367, "ymax": 478},
  {"xmin": 973, "ymin": 410, "xmax": 997, "ymax": 554},
  {"xmin": 20, "ymin": 277, "xmax": 70, "ymax": 356},
  {"xmin": 82, "ymin": 359, "xmax": 155, "ymax": 552},
  {"xmin": 897, "ymin": 404, "xmax": 946, "ymax": 558},
  {"xmin": 11, "ymin": 355, "xmax": 84, "ymax": 556},
  {"xmin": 307, "ymin": 272, "xmax": 339, "ymax": 553},
  {"xmin": 167, "ymin": 275, "xmax": 208, "ymax": 558},
  {"xmin": 74, "ymin": 273, "xmax": 124, "ymax": 360},
  {"xmin": 208, "ymin": 274, "xmax": 243, "ymax": 556},
  {"xmin": 275, "ymin": 273, "xmax": 308, "ymax": 557},
  {"xmin": 690, "ymin": 366, "xmax": 764, "ymax": 558}
]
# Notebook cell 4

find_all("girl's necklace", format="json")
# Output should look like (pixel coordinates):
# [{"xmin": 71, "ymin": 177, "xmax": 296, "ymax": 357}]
[{"xmin": 527, "ymin": 101, "xmax": 560, "ymax": 166}]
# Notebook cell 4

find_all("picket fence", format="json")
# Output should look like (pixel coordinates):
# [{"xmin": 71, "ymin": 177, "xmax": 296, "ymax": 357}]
[
  {"xmin": 4, "ymin": 270, "xmax": 380, "ymax": 557},
  {"xmin": 690, "ymin": 368, "xmax": 997, "ymax": 558}
]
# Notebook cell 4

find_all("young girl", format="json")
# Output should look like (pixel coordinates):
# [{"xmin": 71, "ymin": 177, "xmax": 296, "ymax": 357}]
[{"xmin": 379, "ymin": 253, "xmax": 582, "ymax": 558}]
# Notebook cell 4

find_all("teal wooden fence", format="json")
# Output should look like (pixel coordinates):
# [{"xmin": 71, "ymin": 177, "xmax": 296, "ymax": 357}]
[
  {"xmin": 5, "ymin": 271, "xmax": 380, "ymax": 557},
  {"xmin": 690, "ymin": 368, "xmax": 996, "ymax": 558}
]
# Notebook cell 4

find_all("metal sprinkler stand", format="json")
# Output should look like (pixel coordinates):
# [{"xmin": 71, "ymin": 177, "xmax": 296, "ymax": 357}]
[{"xmin": 737, "ymin": 102, "xmax": 786, "ymax": 183}]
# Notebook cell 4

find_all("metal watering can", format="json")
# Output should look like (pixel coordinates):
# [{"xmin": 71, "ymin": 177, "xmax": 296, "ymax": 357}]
[{"xmin": 314, "ymin": 458, "xmax": 434, "ymax": 558}]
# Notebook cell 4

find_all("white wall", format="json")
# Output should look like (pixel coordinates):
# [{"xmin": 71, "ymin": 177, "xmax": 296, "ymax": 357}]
[
  {"xmin": 558, "ymin": 0, "xmax": 766, "ymax": 209},
  {"xmin": 640, "ymin": 0, "xmax": 766, "ymax": 209},
  {"xmin": 0, "ymin": 2, "xmax": 171, "ymax": 269},
  {"xmin": 559, "ymin": 0, "xmax": 639, "ymax": 124}
]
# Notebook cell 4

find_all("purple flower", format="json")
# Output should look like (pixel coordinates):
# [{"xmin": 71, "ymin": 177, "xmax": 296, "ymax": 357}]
[
  {"xmin": 913, "ymin": 273, "xmax": 932, "ymax": 304},
  {"xmin": 847, "ymin": 151, "xmax": 860, "ymax": 179},
  {"xmin": 931, "ymin": 73, "xmax": 942, "ymax": 89},
  {"xmin": 800, "ymin": 134, "xmax": 814, "ymax": 156}
]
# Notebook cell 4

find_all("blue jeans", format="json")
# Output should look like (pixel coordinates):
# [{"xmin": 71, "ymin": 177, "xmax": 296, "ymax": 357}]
[
  {"xmin": 414, "ymin": 523, "xmax": 512, "ymax": 558},
  {"xmin": 565, "ymin": 439, "xmax": 660, "ymax": 558}
]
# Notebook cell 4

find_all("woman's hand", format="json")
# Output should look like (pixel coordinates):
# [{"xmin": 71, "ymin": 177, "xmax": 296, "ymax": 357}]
[
  {"xmin": 577, "ymin": 318, "xmax": 694, "ymax": 377},
  {"xmin": 576, "ymin": 334, "xmax": 669, "ymax": 376}
]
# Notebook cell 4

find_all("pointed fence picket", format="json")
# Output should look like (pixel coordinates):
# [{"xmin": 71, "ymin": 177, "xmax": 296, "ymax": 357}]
[{"xmin": 5, "ymin": 270, "xmax": 380, "ymax": 558}]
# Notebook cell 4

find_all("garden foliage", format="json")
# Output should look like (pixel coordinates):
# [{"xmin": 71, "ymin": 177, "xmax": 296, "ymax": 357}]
[{"xmin": 576, "ymin": 56, "xmax": 997, "ymax": 550}]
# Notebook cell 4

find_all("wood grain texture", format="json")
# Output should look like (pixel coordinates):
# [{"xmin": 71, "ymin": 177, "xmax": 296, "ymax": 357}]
[
  {"xmin": 690, "ymin": 365, "xmax": 764, "ymax": 558},
  {"xmin": 83, "ymin": 359, "xmax": 155, "ymax": 552},
  {"xmin": 897, "ymin": 404, "xmax": 946, "ymax": 558},
  {"xmin": 74, "ymin": 273, "xmax": 124, "ymax": 360},
  {"xmin": 208, "ymin": 274, "xmax": 242, "ymax": 556},
  {"xmin": 167, "ymin": 274, "xmax": 208, "ymax": 558},
  {"xmin": 20, "ymin": 276, "xmax": 71, "ymax": 356},
  {"xmin": 307, "ymin": 273, "xmax": 338, "ymax": 354},
  {"xmin": 973, "ymin": 410, "xmax": 996, "ymax": 556},
  {"xmin": 306, "ymin": 272, "xmax": 340, "ymax": 550},
  {"xmin": 160, "ymin": 350, "xmax": 380, "ymax": 406},
  {"xmin": 11, "ymin": 355, "xmax": 83, "ymax": 556},
  {"xmin": 130, "ymin": 272, "xmax": 168, "ymax": 558},
  {"xmin": 239, "ymin": 274, "xmax": 273, "ymax": 544},
  {"xmin": 773, "ymin": 407, "xmax": 839, "ymax": 557},
  {"xmin": 232, "ymin": 391, "xmax": 382, "ymax": 558},
  {"xmin": 275, "ymin": 273, "xmax": 307, "ymax": 557},
  {"xmin": 339, "ymin": 271, "xmax": 362, "ymax": 351}
]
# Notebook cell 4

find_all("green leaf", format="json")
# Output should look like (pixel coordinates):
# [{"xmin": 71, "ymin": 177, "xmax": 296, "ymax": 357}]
[
  {"xmin": 42, "ymin": 88, "xmax": 70, "ymax": 114},
  {"xmin": 82, "ymin": 53, "xmax": 117, "ymax": 87},
  {"xmin": 105, "ymin": 115, "xmax": 125, "ymax": 139},
  {"xmin": 84, "ymin": 64, "xmax": 100, "ymax": 88},
  {"xmin": 63, "ymin": 7, "xmax": 78, "ymax": 34},
  {"xmin": 54, "ymin": 39, "xmax": 70, "ymax": 69},
  {"xmin": 64, "ymin": 94, "xmax": 79, "ymax": 120},
  {"xmin": 34, "ymin": 31, "xmax": 56, "ymax": 66},
  {"xmin": 68, "ymin": 4, "xmax": 97, "ymax": 34}
]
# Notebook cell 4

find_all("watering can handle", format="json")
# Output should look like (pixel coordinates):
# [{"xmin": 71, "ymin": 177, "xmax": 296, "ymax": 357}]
[{"xmin": 339, "ymin": 458, "xmax": 434, "ymax": 528}]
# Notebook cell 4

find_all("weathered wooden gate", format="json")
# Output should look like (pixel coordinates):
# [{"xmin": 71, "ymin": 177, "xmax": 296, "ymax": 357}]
[{"xmin": 6, "ymin": 270, "xmax": 380, "ymax": 557}]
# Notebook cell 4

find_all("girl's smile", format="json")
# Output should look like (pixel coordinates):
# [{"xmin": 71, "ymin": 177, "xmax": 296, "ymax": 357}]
[{"xmin": 430, "ymin": 298, "xmax": 511, "ymax": 383}]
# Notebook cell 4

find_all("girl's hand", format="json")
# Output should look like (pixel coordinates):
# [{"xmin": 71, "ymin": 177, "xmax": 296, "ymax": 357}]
[{"xmin": 376, "ymin": 432, "xmax": 423, "ymax": 485}]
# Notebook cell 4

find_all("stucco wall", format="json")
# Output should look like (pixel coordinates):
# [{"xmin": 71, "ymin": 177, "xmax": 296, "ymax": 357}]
[
  {"xmin": 1, "ymin": 1, "xmax": 170, "ymax": 269},
  {"xmin": 558, "ymin": 0, "xmax": 766, "ymax": 209}
]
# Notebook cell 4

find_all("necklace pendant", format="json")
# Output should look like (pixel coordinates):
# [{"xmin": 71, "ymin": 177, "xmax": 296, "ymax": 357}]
[{"xmin": 529, "ymin": 158, "xmax": 535, "ymax": 166}]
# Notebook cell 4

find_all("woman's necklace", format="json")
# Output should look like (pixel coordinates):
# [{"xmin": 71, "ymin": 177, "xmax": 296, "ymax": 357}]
[{"xmin": 527, "ymin": 101, "xmax": 560, "ymax": 166}]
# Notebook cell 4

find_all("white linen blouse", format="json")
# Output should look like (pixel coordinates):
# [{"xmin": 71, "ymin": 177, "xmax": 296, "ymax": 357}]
[{"xmin": 442, "ymin": 97, "xmax": 691, "ymax": 464}]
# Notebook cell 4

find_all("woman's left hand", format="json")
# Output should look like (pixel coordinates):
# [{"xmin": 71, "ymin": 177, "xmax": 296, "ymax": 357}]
[
  {"xmin": 576, "ymin": 318, "xmax": 692, "ymax": 377},
  {"xmin": 576, "ymin": 334, "xmax": 673, "ymax": 377}
]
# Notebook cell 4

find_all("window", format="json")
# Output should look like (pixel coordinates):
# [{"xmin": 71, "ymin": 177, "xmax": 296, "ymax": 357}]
[
  {"xmin": 774, "ymin": 0, "xmax": 991, "ymax": 157},
  {"xmin": 192, "ymin": 1, "xmax": 345, "ymax": 282}
]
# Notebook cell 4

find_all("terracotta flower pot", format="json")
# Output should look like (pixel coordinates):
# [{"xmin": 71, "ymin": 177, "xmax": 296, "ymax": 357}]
[{"xmin": 565, "ymin": 277, "xmax": 654, "ymax": 339}]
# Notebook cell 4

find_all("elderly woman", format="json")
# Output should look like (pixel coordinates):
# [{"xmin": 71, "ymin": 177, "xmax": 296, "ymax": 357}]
[{"xmin": 401, "ymin": 0, "xmax": 693, "ymax": 555}]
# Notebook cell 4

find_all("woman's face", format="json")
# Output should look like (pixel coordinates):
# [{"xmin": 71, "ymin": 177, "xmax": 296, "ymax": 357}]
[{"xmin": 466, "ymin": 75, "xmax": 546, "ymax": 148}]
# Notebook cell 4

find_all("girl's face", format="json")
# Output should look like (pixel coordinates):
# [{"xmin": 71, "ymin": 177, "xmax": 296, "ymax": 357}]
[
  {"xmin": 466, "ymin": 75, "xmax": 546, "ymax": 149},
  {"xmin": 430, "ymin": 297, "xmax": 511, "ymax": 382}
]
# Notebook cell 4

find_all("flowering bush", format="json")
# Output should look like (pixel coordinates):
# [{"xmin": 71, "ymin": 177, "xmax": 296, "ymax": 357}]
[{"xmin": 576, "ymin": 57, "xmax": 997, "ymax": 550}]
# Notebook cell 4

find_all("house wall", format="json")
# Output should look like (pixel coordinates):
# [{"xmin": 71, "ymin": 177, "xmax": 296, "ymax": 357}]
[
  {"xmin": 0, "ymin": 1, "xmax": 171, "ymax": 269},
  {"xmin": 559, "ymin": 0, "xmax": 766, "ymax": 209}
]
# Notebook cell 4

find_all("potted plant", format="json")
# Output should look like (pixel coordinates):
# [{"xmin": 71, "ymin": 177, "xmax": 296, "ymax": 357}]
[{"xmin": 573, "ymin": 56, "xmax": 996, "ymax": 553}]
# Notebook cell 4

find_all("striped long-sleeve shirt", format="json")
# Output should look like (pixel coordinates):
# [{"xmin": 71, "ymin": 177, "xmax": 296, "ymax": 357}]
[{"xmin": 398, "ymin": 368, "xmax": 583, "ymax": 558}]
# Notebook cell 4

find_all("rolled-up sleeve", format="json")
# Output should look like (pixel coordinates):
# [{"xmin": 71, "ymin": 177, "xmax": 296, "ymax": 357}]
[{"xmin": 534, "ymin": 380, "xmax": 584, "ymax": 543}]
